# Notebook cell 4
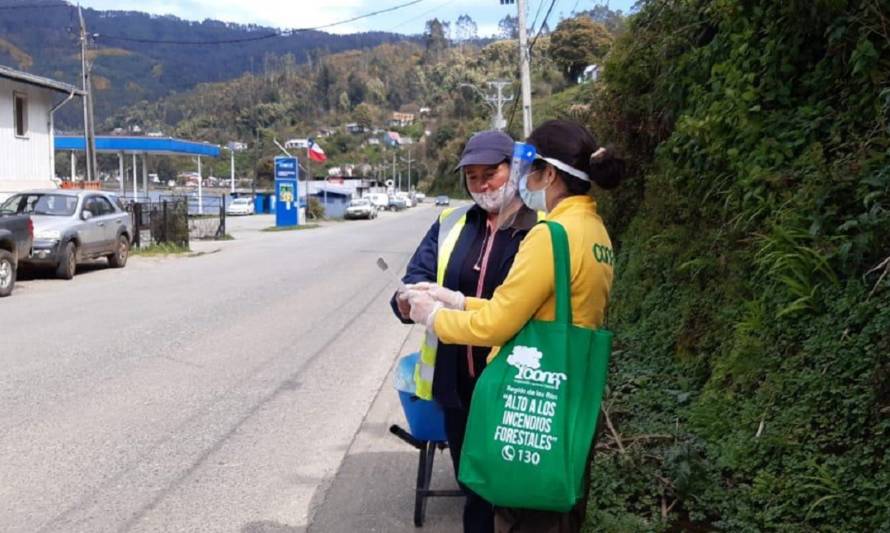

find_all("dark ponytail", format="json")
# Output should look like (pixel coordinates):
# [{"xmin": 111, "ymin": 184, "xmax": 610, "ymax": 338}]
[{"xmin": 526, "ymin": 120, "xmax": 625, "ymax": 193}]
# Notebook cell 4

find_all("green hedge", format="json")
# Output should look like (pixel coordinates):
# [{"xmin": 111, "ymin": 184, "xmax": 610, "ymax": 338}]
[{"xmin": 582, "ymin": 1, "xmax": 889, "ymax": 530}]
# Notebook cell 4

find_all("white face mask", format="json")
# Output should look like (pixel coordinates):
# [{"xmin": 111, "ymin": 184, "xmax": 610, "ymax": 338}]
[{"xmin": 470, "ymin": 180, "xmax": 516, "ymax": 213}]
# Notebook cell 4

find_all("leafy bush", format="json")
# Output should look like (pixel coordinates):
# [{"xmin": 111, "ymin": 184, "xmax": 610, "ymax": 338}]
[
  {"xmin": 582, "ymin": 0, "xmax": 890, "ymax": 530},
  {"xmin": 306, "ymin": 197, "xmax": 325, "ymax": 220}
]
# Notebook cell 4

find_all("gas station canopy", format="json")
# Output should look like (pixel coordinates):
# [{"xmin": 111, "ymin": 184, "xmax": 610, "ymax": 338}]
[{"xmin": 55, "ymin": 136, "xmax": 220, "ymax": 158}]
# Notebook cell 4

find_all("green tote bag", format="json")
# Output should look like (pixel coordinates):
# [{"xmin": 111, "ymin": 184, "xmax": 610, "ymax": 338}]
[{"xmin": 458, "ymin": 220, "xmax": 613, "ymax": 512}]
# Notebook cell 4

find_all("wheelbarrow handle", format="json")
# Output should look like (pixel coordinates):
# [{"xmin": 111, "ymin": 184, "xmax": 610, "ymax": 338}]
[{"xmin": 389, "ymin": 424, "xmax": 425, "ymax": 450}]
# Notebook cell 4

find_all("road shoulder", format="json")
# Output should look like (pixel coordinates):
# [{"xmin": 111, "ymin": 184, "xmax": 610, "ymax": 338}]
[{"xmin": 307, "ymin": 328, "xmax": 463, "ymax": 533}]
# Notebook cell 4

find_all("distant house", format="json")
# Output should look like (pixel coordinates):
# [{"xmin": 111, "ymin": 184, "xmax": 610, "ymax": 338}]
[
  {"xmin": 388, "ymin": 112, "xmax": 415, "ymax": 127},
  {"xmin": 419, "ymin": 106, "xmax": 432, "ymax": 115},
  {"xmin": 316, "ymin": 127, "xmax": 335, "ymax": 138},
  {"xmin": 366, "ymin": 137, "xmax": 380, "ymax": 145},
  {"xmin": 345, "ymin": 123, "xmax": 367, "ymax": 134},
  {"xmin": 383, "ymin": 131, "xmax": 401, "ymax": 147},
  {"xmin": 400, "ymin": 137, "xmax": 415, "ymax": 146},
  {"xmin": 0, "ymin": 64, "xmax": 83, "ymax": 198},
  {"xmin": 578, "ymin": 64, "xmax": 601, "ymax": 84}
]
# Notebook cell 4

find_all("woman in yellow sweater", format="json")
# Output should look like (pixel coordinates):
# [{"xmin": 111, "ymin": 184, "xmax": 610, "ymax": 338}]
[{"xmin": 407, "ymin": 119, "xmax": 624, "ymax": 533}]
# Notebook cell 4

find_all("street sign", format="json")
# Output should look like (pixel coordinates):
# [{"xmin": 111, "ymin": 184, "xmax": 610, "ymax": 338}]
[{"xmin": 274, "ymin": 156, "xmax": 299, "ymax": 227}]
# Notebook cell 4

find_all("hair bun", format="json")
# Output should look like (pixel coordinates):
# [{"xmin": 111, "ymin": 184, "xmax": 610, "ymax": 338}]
[{"xmin": 588, "ymin": 144, "xmax": 625, "ymax": 190}]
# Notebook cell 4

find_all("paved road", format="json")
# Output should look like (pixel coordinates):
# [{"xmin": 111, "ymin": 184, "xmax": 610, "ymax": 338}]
[{"xmin": 0, "ymin": 204, "xmax": 461, "ymax": 532}]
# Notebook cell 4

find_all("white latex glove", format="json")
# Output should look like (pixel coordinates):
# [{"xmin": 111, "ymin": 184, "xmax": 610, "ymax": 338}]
[
  {"xmin": 405, "ymin": 281, "xmax": 437, "ymax": 292},
  {"xmin": 397, "ymin": 281, "xmax": 435, "ymax": 319},
  {"xmin": 408, "ymin": 290, "xmax": 443, "ymax": 331},
  {"xmin": 429, "ymin": 285, "xmax": 466, "ymax": 310}
]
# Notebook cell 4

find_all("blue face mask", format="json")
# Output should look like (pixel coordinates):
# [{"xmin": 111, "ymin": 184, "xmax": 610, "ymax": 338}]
[{"xmin": 519, "ymin": 174, "xmax": 548, "ymax": 212}]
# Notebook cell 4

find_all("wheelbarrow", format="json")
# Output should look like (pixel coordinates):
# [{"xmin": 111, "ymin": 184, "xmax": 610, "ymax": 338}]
[{"xmin": 391, "ymin": 353, "xmax": 463, "ymax": 527}]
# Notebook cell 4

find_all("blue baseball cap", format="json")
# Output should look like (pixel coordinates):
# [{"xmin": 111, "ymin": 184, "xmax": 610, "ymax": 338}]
[{"xmin": 455, "ymin": 130, "xmax": 514, "ymax": 171}]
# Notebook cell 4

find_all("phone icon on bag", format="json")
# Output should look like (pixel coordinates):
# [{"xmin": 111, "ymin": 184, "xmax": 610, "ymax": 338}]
[{"xmin": 501, "ymin": 445, "xmax": 515, "ymax": 462}]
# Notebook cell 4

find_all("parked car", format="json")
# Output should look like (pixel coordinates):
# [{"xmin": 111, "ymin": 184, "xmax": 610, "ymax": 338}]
[
  {"xmin": 0, "ymin": 212, "xmax": 33, "ymax": 297},
  {"xmin": 415, "ymin": 193, "xmax": 426, "ymax": 203},
  {"xmin": 345, "ymin": 198, "xmax": 378, "ymax": 220},
  {"xmin": 387, "ymin": 196, "xmax": 408, "ymax": 211},
  {"xmin": 435, "ymin": 195, "xmax": 451, "ymax": 206},
  {"xmin": 226, "ymin": 197, "xmax": 255, "ymax": 216},
  {"xmin": 0, "ymin": 190, "xmax": 133, "ymax": 279},
  {"xmin": 397, "ymin": 193, "xmax": 415, "ymax": 208},
  {"xmin": 366, "ymin": 193, "xmax": 389, "ymax": 211}
]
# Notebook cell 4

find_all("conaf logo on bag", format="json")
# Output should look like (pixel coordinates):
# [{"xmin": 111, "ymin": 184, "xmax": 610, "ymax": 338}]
[{"xmin": 506, "ymin": 346, "xmax": 567, "ymax": 388}]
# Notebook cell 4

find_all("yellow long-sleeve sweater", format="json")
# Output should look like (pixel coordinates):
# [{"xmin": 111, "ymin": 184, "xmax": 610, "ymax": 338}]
[{"xmin": 433, "ymin": 195, "xmax": 614, "ymax": 359}]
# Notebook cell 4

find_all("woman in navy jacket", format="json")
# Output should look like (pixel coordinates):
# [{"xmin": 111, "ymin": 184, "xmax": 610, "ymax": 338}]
[{"xmin": 390, "ymin": 131, "xmax": 536, "ymax": 533}]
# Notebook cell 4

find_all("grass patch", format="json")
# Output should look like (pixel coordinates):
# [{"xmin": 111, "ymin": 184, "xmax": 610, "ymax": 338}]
[
  {"xmin": 131, "ymin": 243, "xmax": 190, "ymax": 256},
  {"xmin": 262, "ymin": 224, "xmax": 320, "ymax": 232}
]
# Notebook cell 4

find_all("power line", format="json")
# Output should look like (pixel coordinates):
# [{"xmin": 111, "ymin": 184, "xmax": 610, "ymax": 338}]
[
  {"xmin": 529, "ymin": 0, "xmax": 546, "ymax": 34},
  {"xmin": 0, "ymin": 3, "xmax": 72, "ymax": 10},
  {"xmin": 97, "ymin": 0, "xmax": 425, "ymax": 45},
  {"xmin": 386, "ymin": 0, "xmax": 457, "ymax": 32},
  {"xmin": 528, "ymin": 0, "xmax": 558, "ymax": 54},
  {"xmin": 98, "ymin": 32, "xmax": 280, "ymax": 46}
]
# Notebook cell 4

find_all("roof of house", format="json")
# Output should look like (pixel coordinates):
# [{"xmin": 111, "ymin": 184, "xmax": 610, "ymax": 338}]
[
  {"xmin": 0, "ymin": 64, "xmax": 85, "ymax": 96},
  {"xmin": 308, "ymin": 183, "xmax": 353, "ymax": 196}
]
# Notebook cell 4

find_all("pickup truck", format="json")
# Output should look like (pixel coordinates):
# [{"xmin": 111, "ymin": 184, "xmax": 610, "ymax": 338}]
[{"xmin": 0, "ymin": 212, "xmax": 33, "ymax": 297}]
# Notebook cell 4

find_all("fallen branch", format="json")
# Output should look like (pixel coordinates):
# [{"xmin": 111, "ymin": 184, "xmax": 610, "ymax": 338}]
[
  {"xmin": 660, "ymin": 494, "xmax": 678, "ymax": 520},
  {"xmin": 602, "ymin": 404, "xmax": 626, "ymax": 454},
  {"xmin": 866, "ymin": 255, "xmax": 890, "ymax": 302}
]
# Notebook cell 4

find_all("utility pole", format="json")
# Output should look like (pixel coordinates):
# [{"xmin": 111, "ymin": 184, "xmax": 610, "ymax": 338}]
[
  {"xmin": 229, "ymin": 145, "xmax": 235, "ymax": 194},
  {"xmin": 78, "ymin": 6, "xmax": 97, "ymax": 182},
  {"xmin": 488, "ymin": 80, "xmax": 513, "ymax": 130},
  {"xmin": 400, "ymin": 149, "xmax": 415, "ymax": 193},
  {"xmin": 392, "ymin": 151, "xmax": 397, "ymax": 192},
  {"xmin": 459, "ymin": 81, "xmax": 514, "ymax": 131},
  {"xmin": 516, "ymin": 0, "xmax": 533, "ymax": 137}
]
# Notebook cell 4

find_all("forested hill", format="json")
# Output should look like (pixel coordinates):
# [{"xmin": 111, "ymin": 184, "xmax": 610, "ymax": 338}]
[{"xmin": 0, "ymin": 0, "xmax": 410, "ymax": 122}]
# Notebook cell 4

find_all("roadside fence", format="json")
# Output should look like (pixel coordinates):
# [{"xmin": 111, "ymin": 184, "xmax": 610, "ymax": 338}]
[{"xmin": 120, "ymin": 194, "xmax": 228, "ymax": 247}]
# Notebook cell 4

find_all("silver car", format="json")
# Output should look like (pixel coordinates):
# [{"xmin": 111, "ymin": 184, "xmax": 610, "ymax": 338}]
[{"xmin": 0, "ymin": 190, "xmax": 133, "ymax": 279}]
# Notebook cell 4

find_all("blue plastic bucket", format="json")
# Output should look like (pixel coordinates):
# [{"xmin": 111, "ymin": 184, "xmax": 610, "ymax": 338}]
[{"xmin": 395, "ymin": 353, "xmax": 447, "ymax": 442}]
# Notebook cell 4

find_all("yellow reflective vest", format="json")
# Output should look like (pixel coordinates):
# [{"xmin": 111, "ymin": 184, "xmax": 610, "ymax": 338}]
[{"xmin": 414, "ymin": 205, "xmax": 472, "ymax": 400}]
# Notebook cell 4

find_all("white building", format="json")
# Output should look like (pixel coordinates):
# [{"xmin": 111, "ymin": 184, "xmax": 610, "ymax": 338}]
[
  {"xmin": 285, "ymin": 138, "xmax": 309, "ymax": 149},
  {"xmin": 0, "ymin": 65, "xmax": 83, "ymax": 199}
]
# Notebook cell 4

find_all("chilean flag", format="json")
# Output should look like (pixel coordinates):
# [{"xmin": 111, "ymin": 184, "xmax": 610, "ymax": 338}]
[{"xmin": 308, "ymin": 138, "xmax": 327, "ymax": 162}]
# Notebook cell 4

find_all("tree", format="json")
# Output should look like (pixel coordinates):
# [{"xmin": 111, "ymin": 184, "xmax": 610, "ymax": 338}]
[
  {"xmin": 582, "ymin": 5, "xmax": 626, "ymax": 34},
  {"xmin": 352, "ymin": 103, "xmax": 375, "ymax": 129},
  {"xmin": 423, "ymin": 18, "xmax": 449, "ymax": 63},
  {"xmin": 347, "ymin": 72, "xmax": 366, "ymax": 107},
  {"xmin": 456, "ymin": 14, "xmax": 478, "ymax": 44},
  {"xmin": 338, "ymin": 91, "xmax": 350, "ymax": 113},
  {"xmin": 549, "ymin": 17, "xmax": 613, "ymax": 82},
  {"xmin": 498, "ymin": 15, "xmax": 519, "ymax": 40}
]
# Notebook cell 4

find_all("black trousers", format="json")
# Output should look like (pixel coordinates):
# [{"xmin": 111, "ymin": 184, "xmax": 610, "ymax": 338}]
[{"xmin": 443, "ymin": 406, "xmax": 494, "ymax": 533}]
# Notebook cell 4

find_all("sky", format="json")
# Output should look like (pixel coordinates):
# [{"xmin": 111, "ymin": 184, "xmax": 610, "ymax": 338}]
[{"xmin": 78, "ymin": 0, "xmax": 637, "ymax": 37}]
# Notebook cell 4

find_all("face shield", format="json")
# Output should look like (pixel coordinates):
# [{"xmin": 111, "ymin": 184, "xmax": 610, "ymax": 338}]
[{"xmin": 496, "ymin": 142, "xmax": 537, "ymax": 230}]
